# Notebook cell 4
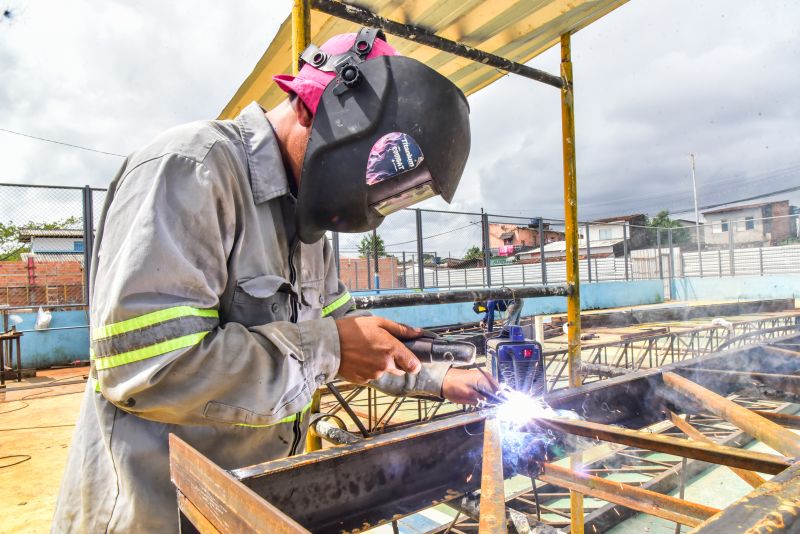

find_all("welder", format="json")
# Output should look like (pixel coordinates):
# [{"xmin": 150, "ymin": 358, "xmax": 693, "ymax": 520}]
[
  {"xmin": 52, "ymin": 29, "xmax": 496, "ymax": 533},
  {"xmin": 474, "ymin": 298, "xmax": 523, "ymax": 334}
]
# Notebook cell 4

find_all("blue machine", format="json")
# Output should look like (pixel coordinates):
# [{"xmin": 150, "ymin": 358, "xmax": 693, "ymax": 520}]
[{"xmin": 487, "ymin": 325, "xmax": 545, "ymax": 396}]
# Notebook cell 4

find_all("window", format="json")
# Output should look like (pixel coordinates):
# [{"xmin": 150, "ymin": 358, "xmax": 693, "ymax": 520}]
[
  {"xmin": 599, "ymin": 229, "xmax": 612, "ymax": 240},
  {"xmin": 721, "ymin": 219, "xmax": 729, "ymax": 232},
  {"xmin": 745, "ymin": 217, "xmax": 755, "ymax": 230},
  {"xmin": 73, "ymin": 241, "xmax": 84, "ymax": 252}
]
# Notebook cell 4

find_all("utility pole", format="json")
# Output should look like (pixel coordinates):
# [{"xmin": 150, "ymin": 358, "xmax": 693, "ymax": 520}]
[{"xmin": 689, "ymin": 153, "xmax": 703, "ymax": 277}]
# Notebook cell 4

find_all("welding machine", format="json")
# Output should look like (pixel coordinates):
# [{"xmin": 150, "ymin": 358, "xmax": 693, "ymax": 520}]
[{"xmin": 487, "ymin": 325, "xmax": 545, "ymax": 396}]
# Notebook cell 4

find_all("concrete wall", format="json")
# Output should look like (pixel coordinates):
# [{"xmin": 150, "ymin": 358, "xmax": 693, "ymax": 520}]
[
  {"xmin": 13, "ymin": 309, "xmax": 89, "ymax": 369},
  {"xmin": 32, "ymin": 236, "xmax": 83, "ymax": 253},
  {"xmin": 672, "ymin": 274, "xmax": 800, "ymax": 302},
  {"xmin": 367, "ymin": 279, "xmax": 665, "ymax": 328}
]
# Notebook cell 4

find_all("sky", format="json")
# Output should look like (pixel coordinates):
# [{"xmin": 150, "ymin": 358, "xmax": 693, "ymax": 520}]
[{"xmin": 1, "ymin": 0, "xmax": 799, "ymax": 249}]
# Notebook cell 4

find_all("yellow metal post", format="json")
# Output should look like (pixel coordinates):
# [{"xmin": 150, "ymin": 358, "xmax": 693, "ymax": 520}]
[
  {"xmin": 292, "ymin": 0, "xmax": 321, "ymax": 453},
  {"xmin": 291, "ymin": 0, "xmax": 311, "ymax": 76},
  {"xmin": 560, "ymin": 32, "xmax": 584, "ymax": 534}
]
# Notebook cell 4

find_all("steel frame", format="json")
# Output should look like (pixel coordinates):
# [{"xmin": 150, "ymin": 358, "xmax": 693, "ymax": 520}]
[{"xmin": 171, "ymin": 334, "xmax": 800, "ymax": 533}]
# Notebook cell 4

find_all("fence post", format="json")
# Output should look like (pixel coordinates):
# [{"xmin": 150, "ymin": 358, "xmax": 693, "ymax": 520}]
[
  {"xmin": 332, "ymin": 232, "xmax": 340, "ymax": 275},
  {"xmin": 538, "ymin": 217, "xmax": 547, "ymax": 286},
  {"xmin": 482, "ymin": 212, "xmax": 492, "ymax": 287},
  {"xmin": 656, "ymin": 229, "xmax": 663, "ymax": 280},
  {"xmin": 667, "ymin": 228, "xmax": 675, "ymax": 292},
  {"xmin": 759, "ymin": 246, "xmax": 764, "ymax": 276},
  {"xmin": 728, "ymin": 224, "xmax": 736, "ymax": 276},
  {"xmin": 365, "ymin": 252, "xmax": 372, "ymax": 290},
  {"xmin": 372, "ymin": 229, "xmax": 380, "ymax": 289},
  {"xmin": 415, "ymin": 209, "xmax": 425, "ymax": 290},
  {"xmin": 623, "ymin": 222, "xmax": 629, "ymax": 281},
  {"xmin": 585, "ymin": 222, "xmax": 592, "ymax": 283},
  {"xmin": 82, "ymin": 186, "xmax": 94, "ymax": 308},
  {"xmin": 718, "ymin": 250, "xmax": 722, "ymax": 277},
  {"xmin": 402, "ymin": 251, "xmax": 407, "ymax": 288}
]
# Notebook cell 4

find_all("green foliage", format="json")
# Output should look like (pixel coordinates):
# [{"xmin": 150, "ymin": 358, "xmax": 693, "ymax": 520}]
[
  {"xmin": 646, "ymin": 210, "xmax": 691, "ymax": 245},
  {"xmin": 0, "ymin": 216, "xmax": 82, "ymax": 261},
  {"xmin": 463, "ymin": 245, "xmax": 484, "ymax": 261},
  {"xmin": 358, "ymin": 233, "xmax": 386, "ymax": 258}
]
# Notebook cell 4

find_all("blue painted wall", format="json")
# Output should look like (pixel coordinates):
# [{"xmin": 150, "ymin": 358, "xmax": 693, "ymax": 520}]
[
  {"xmin": 672, "ymin": 275, "xmax": 800, "ymax": 302},
  {"xmin": 365, "ymin": 280, "xmax": 665, "ymax": 327},
  {"xmin": 13, "ymin": 310, "xmax": 89, "ymax": 369}
]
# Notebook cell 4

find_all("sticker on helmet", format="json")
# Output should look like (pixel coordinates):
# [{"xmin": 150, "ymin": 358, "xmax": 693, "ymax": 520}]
[{"xmin": 366, "ymin": 132, "xmax": 424, "ymax": 185}]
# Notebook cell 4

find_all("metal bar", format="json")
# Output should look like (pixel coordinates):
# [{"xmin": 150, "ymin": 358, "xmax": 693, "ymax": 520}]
[
  {"xmin": 539, "ymin": 464, "xmax": 719, "ymax": 528},
  {"xmin": 680, "ymin": 367, "xmax": 800, "ymax": 396},
  {"xmin": 668, "ymin": 411, "xmax": 765, "ymax": 488},
  {"xmin": 728, "ymin": 223, "xmax": 736, "ymax": 276},
  {"xmin": 416, "ymin": 209, "xmax": 425, "ymax": 290},
  {"xmin": 291, "ymin": 0, "xmax": 310, "ymax": 76},
  {"xmin": 169, "ymin": 434, "xmax": 310, "ymax": 534},
  {"xmin": 623, "ymin": 222, "xmax": 629, "ymax": 281},
  {"xmin": 560, "ymin": 32, "xmax": 581, "ymax": 391},
  {"xmin": 478, "ymin": 416, "xmax": 507, "ymax": 533},
  {"xmin": 178, "ymin": 491, "xmax": 221, "ymax": 534},
  {"xmin": 751, "ymin": 410, "xmax": 800, "ymax": 430},
  {"xmin": 482, "ymin": 212, "xmax": 492, "ymax": 287},
  {"xmin": 332, "ymin": 233, "xmax": 340, "ymax": 276},
  {"xmin": 662, "ymin": 372, "xmax": 800, "ymax": 457},
  {"xmin": 693, "ymin": 461, "xmax": 800, "ymax": 533},
  {"xmin": 81, "ymin": 185, "xmax": 94, "ymax": 309},
  {"xmin": 523, "ymin": 416, "xmax": 791, "ymax": 474},
  {"xmin": 353, "ymin": 284, "xmax": 567, "ymax": 309},
  {"xmin": 326, "ymin": 382, "xmax": 369, "ymax": 438},
  {"xmin": 539, "ymin": 217, "xmax": 547, "ymax": 285},
  {"xmin": 585, "ymin": 222, "xmax": 592, "ymax": 283},
  {"xmin": 309, "ymin": 0, "xmax": 564, "ymax": 89}
]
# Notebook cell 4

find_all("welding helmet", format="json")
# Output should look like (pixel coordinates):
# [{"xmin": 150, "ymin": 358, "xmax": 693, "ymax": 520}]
[{"xmin": 294, "ymin": 27, "xmax": 471, "ymax": 244}]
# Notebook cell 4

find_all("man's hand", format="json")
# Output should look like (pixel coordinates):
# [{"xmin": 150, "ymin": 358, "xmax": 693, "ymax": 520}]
[
  {"xmin": 441, "ymin": 367, "xmax": 500, "ymax": 405},
  {"xmin": 335, "ymin": 316, "xmax": 423, "ymax": 384}
]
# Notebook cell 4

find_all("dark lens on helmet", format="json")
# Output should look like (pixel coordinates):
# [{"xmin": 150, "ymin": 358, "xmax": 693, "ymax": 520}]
[{"xmin": 366, "ymin": 132, "xmax": 425, "ymax": 185}]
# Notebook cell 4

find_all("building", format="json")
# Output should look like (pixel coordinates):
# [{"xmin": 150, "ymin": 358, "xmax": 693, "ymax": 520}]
[
  {"xmin": 488, "ymin": 222, "xmax": 564, "ymax": 256},
  {"xmin": 702, "ymin": 200, "xmax": 797, "ymax": 248},
  {"xmin": 18, "ymin": 229, "xmax": 86, "ymax": 256},
  {"xmin": 590, "ymin": 213, "xmax": 649, "ymax": 250},
  {"xmin": 515, "ymin": 238, "xmax": 620, "ymax": 262}
]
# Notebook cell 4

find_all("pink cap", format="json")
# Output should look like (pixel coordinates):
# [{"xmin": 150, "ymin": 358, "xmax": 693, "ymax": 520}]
[{"xmin": 273, "ymin": 32, "xmax": 400, "ymax": 115}]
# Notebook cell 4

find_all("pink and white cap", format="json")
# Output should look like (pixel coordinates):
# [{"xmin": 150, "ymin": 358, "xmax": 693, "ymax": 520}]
[{"xmin": 273, "ymin": 32, "xmax": 400, "ymax": 115}]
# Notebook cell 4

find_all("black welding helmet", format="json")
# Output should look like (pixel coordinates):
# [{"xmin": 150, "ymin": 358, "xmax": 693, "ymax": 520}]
[{"xmin": 295, "ymin": 28, "xmax": 471, "ymax": 244}]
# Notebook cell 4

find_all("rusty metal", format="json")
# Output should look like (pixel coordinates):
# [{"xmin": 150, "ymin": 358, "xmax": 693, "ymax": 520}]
[
  {"xmin": 668, "ymin": 411, "xmax": 765, "ymax": 488},
  {"xmin": 681, "ymin": 367, "xmax": 800, "ymax": 396},
  {"xmin": 352, "ymin": 284, "xmax": 568, "ymax": 310},
  {"xmin": 539, "ymin": 463, "xmax": 720, "ymax": 527},
  {"xmin": 524, "ymin": 416, "xmax": 791, "ymax": 474},
  {"xmin": 308, "ymin": 0, "xmax": 565, "ymax": 89},
  {"xmin": 169, "ymin": 435, "xmax": 310, "ymax": 534},
  {"xmin": 663, "ymin": 371, "xmax": 800, "ymax": 457},
  {"xmin": 751, "ymin": 410, "xmax": 800, "ymax": 429},
  {"xmin": 693, "ymin": 462, "xmax": 800, "ymax": 533},
  {"xmin": 478, "ymin": 416, "xmax": 507, "ymax": 533}
]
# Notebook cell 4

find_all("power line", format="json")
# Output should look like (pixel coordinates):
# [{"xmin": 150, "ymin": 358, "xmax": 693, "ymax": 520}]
[{"xmin": 0, "ymin": 128, "xmax": 125, "ymax": 158}]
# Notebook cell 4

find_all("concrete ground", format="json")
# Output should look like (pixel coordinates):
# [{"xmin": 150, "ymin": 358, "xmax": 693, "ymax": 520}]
[{"xmin": 0, "ymin": 367, "xmax": 86, "ymax": 534}]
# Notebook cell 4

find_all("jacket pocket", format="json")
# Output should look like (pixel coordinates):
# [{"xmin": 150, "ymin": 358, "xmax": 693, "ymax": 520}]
[
  {"xmin": 228, "ymin": 274, "xmax": 294, "ymax": 327},
  {"xmin": 203, "ymin": 382, "xmax": 306, "ymax": 425}
]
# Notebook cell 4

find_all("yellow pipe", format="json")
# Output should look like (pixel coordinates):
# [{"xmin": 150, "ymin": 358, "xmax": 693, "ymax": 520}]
[
  {"xmin": 560, "ymin": 32, "xmax": 584, "ymax": 534},
  {"xmin": 292, "ymin": 0, "xmax": 321, "ymax": 453},
  {"xmin": 291, "ymin": 0, "xmax": 311, "ymax": 76}
]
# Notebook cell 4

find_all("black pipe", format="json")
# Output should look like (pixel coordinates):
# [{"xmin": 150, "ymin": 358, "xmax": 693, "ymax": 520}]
[
  {"xmin": 353, "ymin": 284, "xmax": 569, "ymax": 310},
  {"xmin": 310, "ymin": 0, "xmax": 565, "ymax": 89}
]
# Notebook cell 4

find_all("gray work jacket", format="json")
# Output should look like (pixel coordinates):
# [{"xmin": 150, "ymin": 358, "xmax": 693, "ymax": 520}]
[{"xmin": 52, "ymin": 102, "xmax": 449, "ymax": 533}]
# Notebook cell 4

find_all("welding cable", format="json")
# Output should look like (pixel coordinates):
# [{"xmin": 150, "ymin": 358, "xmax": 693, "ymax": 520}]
[
  {"xmin": 0, "ymin": 401, "xmax": 29, "ymax": 415},
  {"xmin": 0, "ymin": 454, "xmax": 31, "ymax": 468},
  {"xmin": 0, "ymin": 424, "xmax": 75, "ymax": 432}
]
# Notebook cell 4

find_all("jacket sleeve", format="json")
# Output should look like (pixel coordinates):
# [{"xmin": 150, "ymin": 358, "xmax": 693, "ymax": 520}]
[
  {"xmin": 91, "ymin": 142, "xmax": 340, "ymax": 427},
  {"xmin": 316, "ymin": 240, "xmax": 451, "ymax": 398}
]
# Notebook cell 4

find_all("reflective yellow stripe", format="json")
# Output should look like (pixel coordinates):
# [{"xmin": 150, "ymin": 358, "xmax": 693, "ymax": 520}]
[
  {"xmin": 92, "ymin": 306, "xmax": 218, "ymax": 341},
  {"xmin": 235, "ymin": 401, "xmax": 313, "ymax": 428},
  {"xmin": 93, "ymin": 332, "xmax": 210, "ymax": 371},
  {"xmin": 90, "ymin": 376, "xmax": 101, "ymax": 393},
  {"xmin": 322, "ymin": 292, "xmax": 352, "ymax": 317}
]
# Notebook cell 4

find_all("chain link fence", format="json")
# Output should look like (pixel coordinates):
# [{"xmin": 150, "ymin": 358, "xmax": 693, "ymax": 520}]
[
  {"xmin": 1, "ymin": 182, "xmax": 799, "ymax": 307},
  {"xmin": 0, "ymin": 183, "xmax": 106, "ymax": 308}
]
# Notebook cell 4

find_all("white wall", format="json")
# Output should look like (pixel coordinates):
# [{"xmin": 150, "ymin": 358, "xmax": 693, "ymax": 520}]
[
  {"xmin": 703, "ymin": 207, "xmax": 764, "ymax": 246},
  {"xmin": 31, "ymin": 237, "xmax": 82, "ymax": 253},
  {"xmin": 589, "ymin": 223, "xmax": 624, "ymax": 242}
]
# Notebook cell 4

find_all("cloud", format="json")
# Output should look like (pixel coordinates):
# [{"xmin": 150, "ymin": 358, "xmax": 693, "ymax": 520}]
[{"xmin": 0, "ymin": 0, "xmax": 798, "ymax": 231}]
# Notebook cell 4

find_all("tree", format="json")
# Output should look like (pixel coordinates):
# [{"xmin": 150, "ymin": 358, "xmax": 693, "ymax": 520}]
[
  {"xmin": 358, "ymin": 233, "xmax": 386, "ymax": 258},
  {"xmin": 463, "ymin": 245, "xmax": 484, "ymax": 261},
  {"xmin": 0, "ymin": 216, "xmax": 82, "ymax": 261},
  {"xmin": 646, "ymin": 210, "xmax": 690, "ymax": 245}
]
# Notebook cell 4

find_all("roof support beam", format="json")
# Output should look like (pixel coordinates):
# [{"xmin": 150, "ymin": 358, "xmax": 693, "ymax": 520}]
[{"xmin": 309, "ymin": 0, "xmax": 565, "ymax": 88}]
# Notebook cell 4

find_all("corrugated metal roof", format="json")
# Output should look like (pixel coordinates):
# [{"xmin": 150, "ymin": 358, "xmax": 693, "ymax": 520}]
[
  {"xmin": 220, "ymin": 0, "xmax": 630, "ymax": 119},
  {"xmin": 18, "ymin": 229, "xmax": 84, "ymax": 242}
]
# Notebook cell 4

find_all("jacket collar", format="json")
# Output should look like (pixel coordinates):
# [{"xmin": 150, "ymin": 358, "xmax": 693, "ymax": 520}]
[{"xmin": 235, "ymin": 102, "xmax": 291, "ymax": 204}]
